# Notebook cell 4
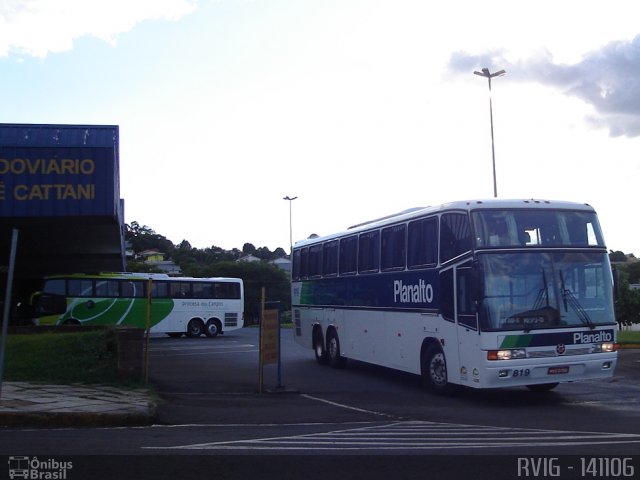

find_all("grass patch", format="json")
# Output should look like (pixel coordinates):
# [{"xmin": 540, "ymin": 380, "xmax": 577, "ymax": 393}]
[
  {"xmin": 3, "ymin": 329, "xmax": 125, "ymax": 385},
  {"xmin": 618, "ymin": 330, "xmax": 640, "ymax": 344}
]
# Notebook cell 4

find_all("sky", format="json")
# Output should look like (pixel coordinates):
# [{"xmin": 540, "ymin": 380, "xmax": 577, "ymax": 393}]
[{"xmin": 1, "ymin": 0, "xmax": 639, "ymax": 255}]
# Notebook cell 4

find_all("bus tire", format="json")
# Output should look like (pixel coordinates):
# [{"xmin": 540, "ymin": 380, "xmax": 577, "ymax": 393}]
[
  {"xmin": 186, "ymin": 319, "xmax": 204, "ymax": 338},
  {"xmin": 327, "ymin": 329, "xmax": 346, "ymax": 369},
  {"xmin": 313, "ymin": 328, "xmax": 329, "ymax": 365},
  {"xmin": 422, "ymin": 343, "xmax": 453, "ymax": 395},
  {"xmin": 526, "ymin": 383, "xmax": 559, "ymax": 392},
  {"xmin": 205, "ymin": 319, "xmax": 222, "ymax": 338}
]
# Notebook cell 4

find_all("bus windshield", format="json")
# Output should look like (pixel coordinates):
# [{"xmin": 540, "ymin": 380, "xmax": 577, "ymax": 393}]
[
  {"xmin": 478, "ymin": 252, "xmax": 615, "ymax": 332},
  {"xmin": 472, "ymin": 209, "xmax": 605, "ymax": 248}
]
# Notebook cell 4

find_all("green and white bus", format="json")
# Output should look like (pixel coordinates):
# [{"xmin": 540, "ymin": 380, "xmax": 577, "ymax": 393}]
[
  {"xmin": 292, "ymin": 199, "xmax": 618, "ymax": 393},
  {"xmin": 31, "ymin": 273, "xmax": 244, "ymax": 337}
]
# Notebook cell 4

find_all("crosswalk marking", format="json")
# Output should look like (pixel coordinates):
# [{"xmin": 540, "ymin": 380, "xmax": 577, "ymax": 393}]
[{"xmin": 148, "ymin": 420, "xmax": 640, "ymax": 451}]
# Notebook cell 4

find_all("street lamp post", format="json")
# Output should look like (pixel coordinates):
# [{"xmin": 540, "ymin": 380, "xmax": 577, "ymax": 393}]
[
  {"xmin": 283, "ymin": 196, "xmax": 297, "ymax": 256},
  {"xmin": 474, "ymin": 67, "xmax": 505, "ymax": 198}
]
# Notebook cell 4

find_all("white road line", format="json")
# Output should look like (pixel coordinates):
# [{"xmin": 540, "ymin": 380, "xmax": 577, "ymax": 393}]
[
  {"xmin": 150, "ymin": 349, "xmax": 258, "ymax": 357},
  {"xmin": 300, "ymin": 394, "xmax": 398, "ymax": 419},
  {"xmin": 144, "ymin": 420, "xmax": 640, "ymax": 451}
]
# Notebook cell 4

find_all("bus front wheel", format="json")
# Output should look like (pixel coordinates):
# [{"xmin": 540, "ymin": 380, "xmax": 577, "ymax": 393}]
[
  {"xmin": 422, "ymin": 344, "xmax": 453, "ymax": 395},
  {"xmin": 186, "ymin": 319, "xmax": 204, "ymax": 338}
]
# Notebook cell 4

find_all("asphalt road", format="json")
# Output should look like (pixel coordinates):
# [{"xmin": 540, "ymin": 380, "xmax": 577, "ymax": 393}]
[
  {"xmin": 147, "ymin": 328, "xmax": 640, "ymax": 448},
  {"xmin": 1, "ymin": 327, "xmax": 639, "ymax": 479}
]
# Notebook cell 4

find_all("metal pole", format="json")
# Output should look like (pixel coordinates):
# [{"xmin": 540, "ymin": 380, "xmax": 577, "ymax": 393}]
[
  {"xmin": 474, "ymin": 68, "xmax": 505, "ymax": 198},
  {"xmin": 488, "ymin": 90, "xmax": 498, "ymax": 198},
  {"xmin": 283, "ymin": 196, "xmax": 297, "ymax": 256},
  {"xmin": 0, "ymin": 229, "xmax": 19, "ymax": 398}
]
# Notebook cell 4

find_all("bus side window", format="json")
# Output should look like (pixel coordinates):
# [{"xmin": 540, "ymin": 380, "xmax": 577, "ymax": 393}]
[
  {"xmin": 457, "ymin": 265, "xmax": 478, "ymax": 329},
  {"xmin": 194, "ymin": 283, "xmax": 214, "ymax": 299},
  {"xmin": 292, "ymin": 250, "xmax": 302, "ymax": 280},
  {"xmin": 192, "ymin": 283, "xmax": 205, "ymax": 298},
  {"xmin": 95, "ymin": 280, "xmax": 119, "ymax": 297},
  {"xmin": 358, "ymin": 230, "xmax": 380, "ymax": 274},
  {"xmin": 408, "ymin": 217, "xmax": 438, "ymax": 268},
  {"xmin": 339, "ymin": 235, "xmax": 358, "ymax": 275},
  {"xmin": 440, "ymin": 213, "xmax": 472, "ymax": 263},
  {"xmin": 300, "ymin": 248, "xmax": 309, "ymax": 279},
  {"xmin": 122, "ymin": 280, "xmax": 146, "ymax": 298},
  {"xmin": 43, "ymin": 279, "xmax": 66, "ymax": 295},
  {"xmin": 68, "ymin": 279, "xmax": 94, "ymax": 297},
  {"xmin": 381, "ymin": 224, "xmax": 406, "ymax": 271},
  {"xmin": 152, "ymin": 281, "xmax": 169, "ymax": 298},
  {"xmin": 309, "ymin": 244, "xmax": 323, "ymax": 278},
  {"xmin": 323, "ymin": 240, "xmax": 339, "ymax": 276},
  {"xmin": 440, "ymin": 269, "xmax": 454, "ymax": 322}
]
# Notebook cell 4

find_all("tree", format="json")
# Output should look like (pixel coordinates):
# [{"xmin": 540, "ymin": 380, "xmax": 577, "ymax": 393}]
[
  {"xmin": 242, "ymin": 243, "xmax": 256, "ymax": 255},
  {"xmin": 125, "ymin": 222, "xmax": 174, "ymax": 254},
  {"xmin": 609, "ymin": 250, "xmax": 627, "ymax": 263},
  {"xmin": 615, "ymin": 284, "xmax": 640, "ymax": 328}
]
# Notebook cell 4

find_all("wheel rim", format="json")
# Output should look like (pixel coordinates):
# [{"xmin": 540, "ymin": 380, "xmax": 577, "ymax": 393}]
[
  {"xmin": 208, "ymin": 323, "xmax": 218, "ymax": 335},
  {"xmin": 315, "ymin": 337, "xmax": 324, "ymax": 357},
  {"xmin": 430, "ymin": 352, "xmax": 447, "ymax": 386},
  {"xmin": 188, "ymin": 320, "xmax": 201, "ymax": 335},
  {"xmin": 328, "ymin": 337, "xmax": 338, "ymax": 359}
]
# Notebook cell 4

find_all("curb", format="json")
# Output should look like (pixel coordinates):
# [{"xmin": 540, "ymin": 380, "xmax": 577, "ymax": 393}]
[{"xmin": 0, "ymin": 409, "xmax": 157, "ymax": 428}]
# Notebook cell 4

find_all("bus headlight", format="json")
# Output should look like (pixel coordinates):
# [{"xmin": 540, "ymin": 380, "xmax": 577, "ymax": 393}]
[
  {"xmin": 593, "ymin": 342, "xmax": 617, "ymax": 353},
  {"xmin": 487, "ymin": 349, "xmax": 526, "ymax": 360}
]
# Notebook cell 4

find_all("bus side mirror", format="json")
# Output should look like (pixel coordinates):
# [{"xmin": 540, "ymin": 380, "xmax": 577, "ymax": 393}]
[{"xmin": 471, "ymin": 260, "xmax": 484, "ymax": 305}]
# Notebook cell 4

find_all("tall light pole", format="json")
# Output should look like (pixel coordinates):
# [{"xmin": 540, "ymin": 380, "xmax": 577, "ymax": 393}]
[
  {"xmin": 283, "ymin": 196, "xmax": 297, "ymax": 256},
  {"xmin": 474, "ymin": 67, "xmax": 505, "ymax": 198}
]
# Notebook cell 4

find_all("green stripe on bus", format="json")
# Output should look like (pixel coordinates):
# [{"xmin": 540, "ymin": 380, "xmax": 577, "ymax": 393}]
[{"xmin": 499, "ymin": 335, "xmax": 533, "ymax": 348}]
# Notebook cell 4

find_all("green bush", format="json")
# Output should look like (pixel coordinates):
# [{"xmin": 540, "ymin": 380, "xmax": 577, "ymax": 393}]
[{"xmin": 3, "ymin": 329, "xmax": 119, "ymax": 384}]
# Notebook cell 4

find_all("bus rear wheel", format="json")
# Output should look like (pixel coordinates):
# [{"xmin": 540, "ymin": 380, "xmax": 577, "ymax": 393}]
[
  {"xmin": 327, "ymin": 330, "xmax": 346, "ymax": 369},
  {"xmin": 186, "ymin": 319, "xmax": 204, "ymax": 338},
  {"xmin": 422, "ymin": 344, "xmax": 453, "ymax": 395},
  {"xmin": 205, "ymin": 319, "xmax": 222, "ymax": 338},
  {"xmin": 313, "ymin": 328, "xmax": 329, "ymax": 365}
]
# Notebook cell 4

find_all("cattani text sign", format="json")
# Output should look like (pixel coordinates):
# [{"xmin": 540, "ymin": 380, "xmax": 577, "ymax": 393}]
[{"xmin": 0, "ymin": 124, "xmax": 119, "ymax": 218}]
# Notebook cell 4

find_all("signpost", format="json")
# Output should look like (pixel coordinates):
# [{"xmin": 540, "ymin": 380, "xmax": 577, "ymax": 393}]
[{"xmin": 258, "ymin": 287, "xmax": 282, "ymax": 393}]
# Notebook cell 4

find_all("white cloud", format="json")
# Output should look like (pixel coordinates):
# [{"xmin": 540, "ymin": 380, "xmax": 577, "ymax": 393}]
[{"xmin": 0, "ymin": 0, "xmax": 197, "ymax": 58}]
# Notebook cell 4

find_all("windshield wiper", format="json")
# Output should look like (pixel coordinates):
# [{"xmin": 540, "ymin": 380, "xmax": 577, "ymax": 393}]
[{"xmin": 559, "ymin": 271, "xmax": 595, "ymax": 329}]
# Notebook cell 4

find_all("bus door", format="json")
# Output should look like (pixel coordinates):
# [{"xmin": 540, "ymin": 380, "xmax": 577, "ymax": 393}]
[{"xmin": 451, "ymin": 262, "xmax": 481, "ymax": 386}]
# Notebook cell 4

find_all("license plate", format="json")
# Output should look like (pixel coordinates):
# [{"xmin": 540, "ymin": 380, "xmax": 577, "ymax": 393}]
[{"xmin": 548, "ymin": 366, "xmax": 570, "ymax": 375}]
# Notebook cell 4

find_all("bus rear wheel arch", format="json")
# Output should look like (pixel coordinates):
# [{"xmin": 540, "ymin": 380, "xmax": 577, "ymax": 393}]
[
  {"xmin": 186, "ymin": 318, "xmax": 204, "ymax": 338},
  {"xmin": 205, "ymin": 319, "xmax": 222, "ymax": 338}
]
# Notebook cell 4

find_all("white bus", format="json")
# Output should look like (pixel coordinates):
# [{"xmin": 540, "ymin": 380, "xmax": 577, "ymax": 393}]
[
  {"xmin": 291, "ymin": 199, "xmax": 618, "ymax": 393},
  {"xmin": 32, "ymin": 273, "xmax": 244, "ymax": 337}
]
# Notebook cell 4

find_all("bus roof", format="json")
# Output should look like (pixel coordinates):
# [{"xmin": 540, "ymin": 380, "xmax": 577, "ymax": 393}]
[
  {"xmin": 43, "ymin": 273, "xmax": 242, "ymax": 283},
  {"xmin": 293, "ymin": 198, "xmax": 596, "ymax": 249}
]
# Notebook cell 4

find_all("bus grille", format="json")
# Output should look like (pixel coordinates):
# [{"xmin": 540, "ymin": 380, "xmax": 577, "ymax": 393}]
[
  {"xmin": 528, "ymin": 347, "xmax": 592, "ymax": 358},
  {"xmin": 224, "ymin": 312, "xmax": 238, "ymax": 327}
]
